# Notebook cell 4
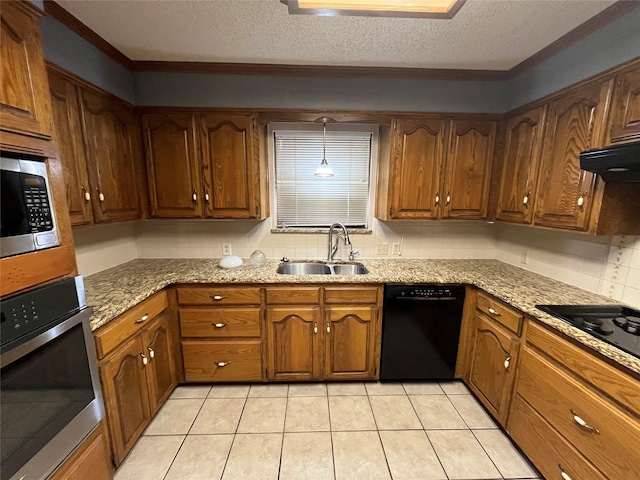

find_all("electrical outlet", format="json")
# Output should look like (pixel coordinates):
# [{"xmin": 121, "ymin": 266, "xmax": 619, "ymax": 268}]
[
  {"xmin": 392, "ymin": 242, "xmax": 401, "ymax": 255},
  {"xmin": 376, "ymin": 243, "xmax": 388, "ymax": 255},
  {"xmin": 222, "ymin": 243, "xmax": 232, "ymax": 256},
  {"xmin": 520, "ymin": 250, "xmax": 529, "ymax": 264}
]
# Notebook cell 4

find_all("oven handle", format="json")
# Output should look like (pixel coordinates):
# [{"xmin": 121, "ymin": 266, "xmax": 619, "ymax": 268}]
[
  {"xmin": 394, "ymin": 297, "xmax": 459, "ymax": 301},
  {"xmin": 0, "ymin": 307, "xmax": 93, "ymax": 368}
]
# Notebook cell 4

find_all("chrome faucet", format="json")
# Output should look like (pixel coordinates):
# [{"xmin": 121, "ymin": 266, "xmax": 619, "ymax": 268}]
[{"xmin": 327, "ymin": 223, "xmax": 354, "ymax": 261}]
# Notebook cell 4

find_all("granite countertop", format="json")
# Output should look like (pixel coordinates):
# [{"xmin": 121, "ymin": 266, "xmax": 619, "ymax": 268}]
[{"xmin": 84, "ymin": 258, "xmax": 640, "ymax": 375}]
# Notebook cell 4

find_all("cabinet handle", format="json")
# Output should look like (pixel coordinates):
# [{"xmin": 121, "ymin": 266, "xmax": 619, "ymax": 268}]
[
  {"xmin": 141, "ymin": 353, "xmax": 148, "ymax": 366},
  {"xmin": 81, "ymin": 185, "xmax": 91, "ymax": 202},
  {"xmin": 147, "ymin": 347, "xmax": 155, "ymax": 359},
  {"xmin": 216, "ymin": 361, "xmax": 230, "ymax": 367},
  {"xmin": 326, "ymin": 323, "xmax": 331, "ymax": 334},
  {"xmin": 446, "ymin": 193, "xmax": 451, "ymax": 205},
  {"xmin": 504, "ymin": 356, "xmax": 511, "ymax": 370},
  {"xmin": 570, "ymin": 409, "xmax": 599, "ymax": 434},
  {"xmin": 313, "ymin": 322, "xmax": 318, "ymax": 334},
  {"xmin": 577, "ymin": 191, "xmax": 587, "ymax": 208},
  {"xmin": 488, "ymin": 307, "xmax": 501, "ymax": 316},
  {"xmin": 212, "ymin": 322, "xmax": 228, "ymax": 328},
  {"xmin": 96, "ymin": 188, "xmax": 105, "ymax": 202},
  {"xmin": 211, "ymin": 295, "xmax": 228, "ymax": 301},
  {"xmin": 559, "ymin": 465, "xmax": 572, "ymax": 480},
  {"xmin": 135, "ymin": 314, "xmax": 149, "ymax": 324},
  {"xmin": 522, "ymin": 192, "xmax": 530, "ymax": 206},
  {"xmin": 205, "ymin": 190, "xmax": 210, "ymax": 202},
  {"xmin": 435, "ymin": 193, "xmax": 440, "ymax": 205},
  {"xmin": 192, "ymin": 190, "xmax": 197, "ymax": 202}
]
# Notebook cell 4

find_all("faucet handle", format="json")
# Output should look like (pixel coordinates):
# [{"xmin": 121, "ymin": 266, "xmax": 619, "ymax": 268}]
[
  {"xmin": 281, "ymin": 257, "xmax": 289, "ymax": 262},
  {"xmin": 348, "ymin": 250, "xmax": 359, "ymax": 261}
]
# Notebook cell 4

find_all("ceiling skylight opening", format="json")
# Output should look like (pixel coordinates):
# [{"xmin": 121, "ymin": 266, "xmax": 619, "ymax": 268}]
[{"xmin": 282, "ymin": 0, "xmax": 466, "ymax": 18}]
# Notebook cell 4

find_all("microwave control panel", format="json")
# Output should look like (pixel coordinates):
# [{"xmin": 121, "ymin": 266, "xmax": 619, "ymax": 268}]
[{"xmin": 23, "ymin": 173, "xmax": 54, "ymax": 233}]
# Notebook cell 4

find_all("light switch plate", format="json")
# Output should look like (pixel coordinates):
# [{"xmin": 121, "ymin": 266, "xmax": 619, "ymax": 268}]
[
  {"xmin": 376, "ymin": 243, "xmax": 388, "ymax": 255},
  {"xmin": 392, "ymin": 242, "xmax": 401, "ymax": 255},
  {"xmin": 520, "ymin": 250, "xmax": 529, "ymax": 264}
]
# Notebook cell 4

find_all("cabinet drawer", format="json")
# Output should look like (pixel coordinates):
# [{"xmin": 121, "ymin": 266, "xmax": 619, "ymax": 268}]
[
  {"xmin": 509, "ymin": 395, "xmax": 606, "ymax": 480},
  {"xmin": 517, "ymin": 346, "xmax": 640, "ymax": 480},
  {"xmin": 179, "ymin": 308, "xmax": 261, "ymax": 338},
  {"xmin": 176, "ymin": 286, "xmax": 261, "ymax": 306},
  {"xmin": 94, "ymin": 290, "xmax": 168, "ymax": 359},
  {"xmin": 324, "ymin": 286, "xmax": 379, "ymax": 304},
  {"xmin": 266, "ymin": 287, "xmax": 320, "ymax": 304},
  {"xmin": 527, "ymin": 320, "xmax": 640, "ymax": 414},
  {"xmin": 182, "ymin": 340, "xmax": 262, "ymax": 382},
  {"xmin": 476, "ymin": 291, "xmax": 523, "ymax": 335}
]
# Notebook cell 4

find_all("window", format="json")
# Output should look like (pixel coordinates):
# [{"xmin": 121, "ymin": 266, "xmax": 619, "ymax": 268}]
[{"xmin": 269, "ymin": 122, "xmax": 377, "ymax": 229}]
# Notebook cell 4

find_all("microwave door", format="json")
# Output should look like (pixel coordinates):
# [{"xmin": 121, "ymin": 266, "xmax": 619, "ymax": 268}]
[{"xmin": 0, "ymin": 170, "xmax": 35, "ymax": 258}]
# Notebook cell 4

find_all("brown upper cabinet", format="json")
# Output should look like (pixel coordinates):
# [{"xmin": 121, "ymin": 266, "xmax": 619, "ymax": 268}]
[
  {"xmin": 142, "ymin": 111, "xmax": 266, "ymax": 219},
  {"xmin": 0, "ymin": 1, "xmax": 52, "ymax": 140},
  {"xmin": 497, "ymin": 68, "xmax": 640, "ymax": 235},
  {"xmin": 47, "ymin": 66, "xmax": 142, "ymax": 225},
  {"xmin": 496, "ymin": 106, "xmax": 547, "ymax": 224},
  {"xmin": 607, "ymin": 64, "xmax": 640, "ymax": 145},
  {"xmin": 443, "ymin": 119, "xmax": 497, "ymax": 219},
  {"xmin": 378, "ymin": 116, "xmax": 496, "ymax": 220},
  {"xmin": 142, "ymin": 113, "xmax": 201, "ymax": 217},
  {"xmin": 534, "ymin": 79, "xmax": 613, "ymax": 231}
]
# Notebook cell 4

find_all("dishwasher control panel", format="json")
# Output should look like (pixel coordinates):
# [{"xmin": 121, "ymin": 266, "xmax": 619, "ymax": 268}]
[{"xmin": 390, "ymin": 285, "xmax": 462, "ymax": 299}]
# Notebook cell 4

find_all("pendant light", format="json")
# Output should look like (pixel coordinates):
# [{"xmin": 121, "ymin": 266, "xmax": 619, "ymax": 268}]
[{"xmin": 314, "ymin": 117, "xmax": 334, "ymax": 177}]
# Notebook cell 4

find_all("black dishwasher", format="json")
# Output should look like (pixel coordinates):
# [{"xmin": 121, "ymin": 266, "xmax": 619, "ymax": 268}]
[{"xmin": 380, "ymin": 284, "xmax": 465, "ymax": 380}]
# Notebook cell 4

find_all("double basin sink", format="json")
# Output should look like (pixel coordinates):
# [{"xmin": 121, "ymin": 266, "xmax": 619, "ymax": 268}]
[{"xmin": 276, "ymin": 261, "xmax": 368, "ymax": 276}]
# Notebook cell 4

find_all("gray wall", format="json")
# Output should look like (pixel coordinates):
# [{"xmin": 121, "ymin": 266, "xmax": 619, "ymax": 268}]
[
  {"xmin": 132, "ymin": 73, "xmax": 508, "ymax": 113},
  {"xmin": 40, "ymin": 16, "xmax": 135, "ymax": 103},
  {"xmin": 507, "ymin": 7, "xmax": 640, "ymax": 110},
  {"xmin": 38, "ymin": 5, "xmax": 640, "ymax": 112}
]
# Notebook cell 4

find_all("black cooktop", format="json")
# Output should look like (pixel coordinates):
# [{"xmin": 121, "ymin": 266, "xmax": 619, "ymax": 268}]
[{"xmin": 536, "ymin": 305, "xmax": 640, "ymax": 359}]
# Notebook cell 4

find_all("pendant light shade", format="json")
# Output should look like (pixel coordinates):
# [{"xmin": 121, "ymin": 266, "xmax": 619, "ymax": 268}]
[{"xmin": 314, "ymin": 118, "xmax": 334, "ymax": 177}]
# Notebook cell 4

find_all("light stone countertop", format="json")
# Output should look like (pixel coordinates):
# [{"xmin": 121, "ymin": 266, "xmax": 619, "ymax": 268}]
[{"xmin": 84, "ymin": 258, "xmax": 640, "ymax": 375}]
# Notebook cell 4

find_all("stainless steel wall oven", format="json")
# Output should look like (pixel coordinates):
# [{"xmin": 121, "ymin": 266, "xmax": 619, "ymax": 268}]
[{"xmin": 1, "ymin": 277, "xmax": 104, "ymax": 480}]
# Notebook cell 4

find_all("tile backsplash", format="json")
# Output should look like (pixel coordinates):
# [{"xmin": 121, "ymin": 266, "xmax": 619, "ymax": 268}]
[{"xmin": 73, "ymin": 219, "xmax": 640, "ymax": 309}]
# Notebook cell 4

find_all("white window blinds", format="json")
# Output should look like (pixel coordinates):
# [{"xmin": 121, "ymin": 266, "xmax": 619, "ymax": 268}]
[{"xmin": 273, "ymin": 128, "xmax": 373, "ymax": 228}]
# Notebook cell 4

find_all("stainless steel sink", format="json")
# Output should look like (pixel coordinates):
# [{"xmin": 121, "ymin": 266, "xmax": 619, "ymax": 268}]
[
  {"xmin": 276, "ymin": 262, "xmax": 368, "ymax": 275},
  {"xmin": 276, "ymin": 262, "xmax": 332, "ymax": 275},
  {"xmin": 331, "ymin": 263, "xmax": 369, "ymax": 275}
]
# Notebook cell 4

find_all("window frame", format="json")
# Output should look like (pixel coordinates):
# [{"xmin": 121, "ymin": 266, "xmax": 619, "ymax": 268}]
[{"xmin": 267, "ymin": 121, "xmax": 379, "ymax": 231}]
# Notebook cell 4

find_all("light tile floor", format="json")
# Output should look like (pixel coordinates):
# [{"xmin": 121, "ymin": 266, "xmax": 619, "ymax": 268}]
[{"xmin": 114, "ymin": 381, "xmax": 540, "ymax": 480}]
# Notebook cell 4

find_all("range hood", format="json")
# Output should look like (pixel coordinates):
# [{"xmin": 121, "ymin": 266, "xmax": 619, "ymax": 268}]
[{"xmin": 580, "ymin": 141, "xmax": 640, "ymax": 182}]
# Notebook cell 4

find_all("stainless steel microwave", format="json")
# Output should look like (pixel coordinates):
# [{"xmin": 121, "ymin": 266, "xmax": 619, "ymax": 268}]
[{"xmin": 0, "ymin": 156, "xmax": 59, "ymax": 258}]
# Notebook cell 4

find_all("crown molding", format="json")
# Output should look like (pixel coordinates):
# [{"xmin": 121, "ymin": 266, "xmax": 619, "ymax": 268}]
[{"xmin": 43, "ymin": 0, "xmax": 639, "ymax": 81}]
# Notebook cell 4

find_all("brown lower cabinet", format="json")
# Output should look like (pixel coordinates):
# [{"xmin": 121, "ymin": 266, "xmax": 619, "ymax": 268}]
[
  {"xmin": 266, "ymin": 286, "xmax": 381, "ymax": 381},
  {"xmin": 94, "ymin": 291, "xmax": 176, "ymax": 467},
  {"xmin": 48, "ymin": 421, "xmax": 113, "ymax": 480}
]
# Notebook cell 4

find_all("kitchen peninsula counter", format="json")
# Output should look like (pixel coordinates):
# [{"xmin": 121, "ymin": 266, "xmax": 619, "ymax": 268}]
[{"xmin": 84, "ymin": 258, "xmax": 639, "ymax": 374}]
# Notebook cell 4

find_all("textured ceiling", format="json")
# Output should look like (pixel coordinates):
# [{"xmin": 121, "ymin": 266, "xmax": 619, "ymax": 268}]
[{"xmin": 57, "ymin": 0, "xmax": 617, "ymax": 70}]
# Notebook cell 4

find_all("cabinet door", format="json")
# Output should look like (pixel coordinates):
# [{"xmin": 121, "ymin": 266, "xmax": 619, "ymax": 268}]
[
  {"xmin": 266, "ymin": 306, "xmax": 321, "ymax": 381},
  {"xmin": 48, "ymin": 422, "xmax": 112, "ymax": 480},
  {"xmin": 79, "ymin": 88, "xmax": 141, "ymax": 223},
  {"xmin": 608, "ymin": 66, "xmax": 640, "ymax": 144},
  {"xmin": 0, "ymin": 1, "xmax": 52, "ymax": 139},
  {"xmin": 143, "ymin": 313, "xmax": 177, "ymax": 416},
  {"xmin": 496, "ymin": 107, "xmax": 546, "ymax": 224},
  {"xmin": 443, "ymin": 119, "xmax": 496, "ymax": 219},
  {"xmin": 324, "ymin": 306, "xmax": 377, "ymax": 380},
  {"xmin": 200, "ymin": 113, "xmax": 260, "ymax": 218},
  {"xmin": 48, "ymin": 69, "xmax": 93, "ymax": 225},
  {"xmin": 388, "ymin": 117, "xmax": 447, "ymax": 219},
  {"xmin": 468, "ymin": 313, "xmax": 518, "ymax": 425},
  {"xmin": 100, "ymin": 336, "xmax": 151, "ymax": 466},
  {"xmin": 142, "ymin": 113, "xmax": 203, "ymax": 217},
  {"xmin": 534, "ymin": 80, "xmax": 613, "ymax": 231}
]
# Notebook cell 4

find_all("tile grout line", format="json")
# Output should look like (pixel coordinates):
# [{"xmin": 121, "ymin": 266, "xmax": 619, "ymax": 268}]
[
  {"xmin": 324, "ymin": 383, "xmax": 338, "ymax": 480},
  {"xmin": 276, "ymin": 386, "xmax": 290, "ymax": 480},
  {"xmin": 157, "ymin": 390, "xmax": 211, "ymax": 480},
  {"xmin": 218, "ymin": 387, "xmax": 251, "ymax": 479},
  {"xmin": 365, "ymin": 385, "xmax": 395, "ymax": 479}
]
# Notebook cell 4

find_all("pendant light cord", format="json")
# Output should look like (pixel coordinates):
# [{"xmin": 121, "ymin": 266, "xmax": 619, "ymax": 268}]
[{"xmin": 323, "ymin": 119, "xmax": 327, "ymax": 160}]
